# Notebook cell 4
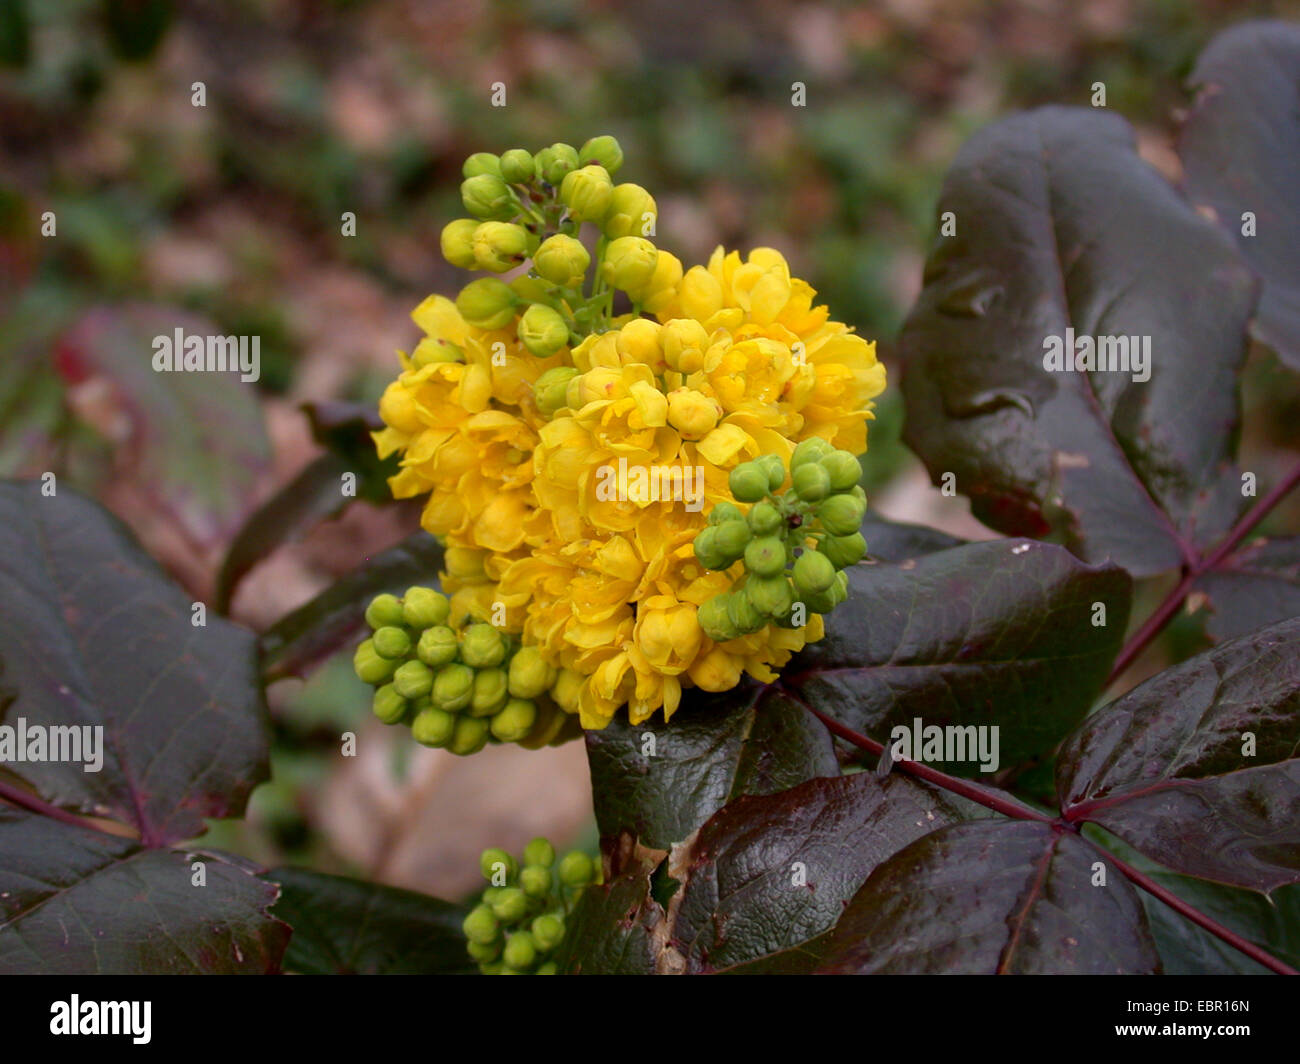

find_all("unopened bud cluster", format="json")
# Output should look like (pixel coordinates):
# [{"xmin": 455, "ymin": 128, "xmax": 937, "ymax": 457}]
[
  {"xmin": 354, "ymin": 588, "xmax": 573, "ymax": 754},
  {"xmin": 462, "ymin": 839, "xmax": 600, "ymax": 974},
  {"xmin": 438, "ymin": 135, "xmax": 677, "ymax": 357},
  {"xmin": 694, "ymin": 439, "xmax": 868, "ymax": 640}
]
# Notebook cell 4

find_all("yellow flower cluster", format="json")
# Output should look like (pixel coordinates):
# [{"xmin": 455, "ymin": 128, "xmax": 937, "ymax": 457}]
[{"xmin": 374, "ymin": 246, "xmax": 885, "ymax": 730}]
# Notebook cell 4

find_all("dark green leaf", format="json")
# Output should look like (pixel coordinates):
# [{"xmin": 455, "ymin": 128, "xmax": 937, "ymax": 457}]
[
  {"xmin": 259, "ymin": 530, "xmax": 445, "ymax": 683},
  {"xmin": 216, "ymin": 453, "xmax": 356, "ymax": 614},
  {"xmin": 270, "ymin": 866, "xmax": 473, "ymax": 975},
  {"xmin": 668, "ymin": 772, "xmax": 971, "ymax": 973},
  {"xmin": 1058, "ymin": 617, "xmax": 1300, "ymax": 892},
  {"xmin": 554, "ymin": 851, "xmax": 667, "ymax": 975},
  {"xmin": 55, "ymin": 305, "xmax": 272, "ymax": 548},
  {"xmin": 1195, "ymin": 536, "xmax": 1300, "ymax": 642},
  {"xmin": 818, "ymin": 820, "xmax": 1159, "ymax": 973},
  {"xmin": 584, "ymin": 684, "xmax": 837, "ymax": 851},
  {"xmin": 860, "ymin": 511, "xmax": 966, "ymax": 562},
  {"xmin": 0, "ymin": 807, "xmax": 288, "ymax": 974},
  {"xmin": 303, "ymin": 400, "xmax": 399, "ymax": 505},
  {"xmin": 0, "ymin": 481, "xmax": 270, "ymax": 845},
  {"xmin": 901, "ymin": 106, "xmax": 1255, "ymax": 576},
  {"xmin": 1181, "ymin": 20, "xmax": 1300, "ymax": 368},
  {"xmin": 786, "ymin": 539, "xmax": 1130, "ymax": 772}
]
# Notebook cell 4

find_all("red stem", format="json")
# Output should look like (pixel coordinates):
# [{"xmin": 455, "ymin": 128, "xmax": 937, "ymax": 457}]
[
  {"xmin": 0, "ymin": 778, "xmax": 107, "ymax": 834},
  {"xmin": 1107, "ymin": 458, "xmax": 1300, "ymax": 685},
  {"xmin": 1101, "ymin": 850, "xmax": 1298, "ymax": 977},
  {"xmin": 793, "ymin": 693, "xmax": 1297, "ymax": 976}
]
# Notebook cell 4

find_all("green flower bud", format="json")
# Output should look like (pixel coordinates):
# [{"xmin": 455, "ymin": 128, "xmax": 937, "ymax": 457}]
[
  {"xmin": 467, "ymin": 939, "xmax": 501, "ymax": 963},
  {"xmin": 402, "ymin": 586, "xmax": 451, "ymax": 628},
  {"xmin": 440, "ymin": 218, "xmax": 480, "ymax": 270},
  {"xmin": 746, "ymin": 574, "xmax": 795, "ymax": 617},
  {"xmin": 757, "ymin": 454, "xmax": 786, "ymax": 492},
  {"xmin": 726, "ymin": 589, "xmax": 766, "ymax": 634},
  {"xmin": 372, "ymin": 683, "xmax": 408, "ymax": 725},
  {"xmin": 411, "ymin": 706, "xmax": 457, "ymax": 747},
  {"xmin": 432, "ymin": 662, "xmax": 475, "ymax": 712},
  {"xmin": 535, "ymin": 961, "xmax": 559, "ymax": 975},
  {"xmin": 820, "ymin": 449, "xmax": 862, "ymax": 493},
  {"xmin": 449, "ymin": 714, "xmax": 490, "ymax": 756},
  {"xmin": 463, "ymin": 904, "xmax": 500, "ymax": 944},
  {"xmin": 490, "ymin": 887, "xmax": 528, "ymax": 922},
  {"xmin": 393, "ymin": 659, "xmax": 434, "ymax": 700},
  {"xmin": 822, "ymin": 532, "xmax": 867, "ymax": 569},
  {"xmin": 503, "ymin": 932, "xmax": 537, "ymax": 970},
  {"xmin": 707, "ymin": 501, "xmax": 744, "ymax": 526},
  {"xmin": 520, "ymin": 865, "xmax": 552, "ymax": 899},
  {"xmin": 534, "ymin": 142, "xmax": 580, "ymax": 185},
  {"xmin": 508, "ymin": 646, "xmax": 554, "ymax": 699},
  {"xmin": 411, "ymin": 337, "xmax": 465, "ymax": 367},
  {"xmin": 533, "ymin": 366, "xmax": 579, "ymax": 416},
  {"xmin": 830, "ymin": 569, "xmax": 850, "ymax": 605},
  {"xmin": 697, "ymin": 595, "xmax": 739, "ymax": 642},
  {"xmin": 469, "ymin": 667, "xmax": 510, "ymax": 717},
  {"xmin": 533, "ymin": 233, "xmax": 591, "ymax": 287},
  {"xmin": 729, "ymin": 461, "xmax": 770, "ymax": 503},
  {"xmin": 559, "ymin": 164, "xmax": 613, "ymax": 223},
  {"xmin": 791, "ymin": 437, "xmax": 834, "ymax": 470},
  {"xmin": 743, "ymin": 535, "xmax": 786, "ymax": 577},
  {"xmin": 510, "ymin": 273, "xmax": 552, "ymax": 303},
  {"xmin": 601, "ymin": 236, "xmax": 658, "ymax": 294},
  {"xmin": 714, "ymin": 518, "xmax": 752, "ymax": 563},
  {"xmin": 490, "ymin": 697, "xmax": 537, "ymax": 742},
  {"xmin": 417, "ymin": 625, "xmax": 459, "ymax": 667},
  {"xmin": 471, "ymin": 221, "xmax": 530, "ymax": 272},
  {"xmin": 353, "ymin": 639, "xmax": 399, "ymax": 685},
  {"xmin": 558, "ymin": 851, "xmax": 596, "ymax": 887},
  {"xmin": 365, "ymin": 593, "xmax": 406, "ymax": 630},
  {"xmin": 531, "ymin": 912, "xmax": 566, "ymax": 951},
  {"xmin": 748, "ymin": 500, "xmax": 783, "ymax": 536},
  {"xmin": 371, "ymin": 625, "xmax": 412, "ymax": 660},
  {"xmin": 461, "ymin": 173, "xmax": 515, "ymax": 220},
  {"xmin": 693, "ymin": 527, "xmax": 727, "ymax": 571},
  {"xmin": 499, "ymin": 147, "xmax": 536, "ymax": 185},
  {"xmin": 602, "ymin": 183, "xmax": 657, "ymax": 239},
  {"xmin": 793, "ymin": 550, "xmax": 836, "ymax": 595},
  {"xmin": 818, "ymin": 493, "xmax": 866, "ymax": 536},
  {"xmin": 579, "ymin": 135, "xmax": 623, "ymax": 174},
  {"xmin": 455, "ymin": 277, "xmax": 518, "ymax": 330},
  {"xmin": 850, "ymin": 484, "xmax": 867, "ymax": 503},
  {"xmin": 524, "ymin": 837, "xmax": 555, "ymax": 868},
  {"xmin": 460, "ymin": 623, "xmax": 506, "ymax": 668},
  {"xmin": 481, "ymin": 848, "xmax": 517, "ymax": 882},
  {"xmin": 791, "ymin": 462, "xmax": 831, "ymax": 502},
  {"xmin": 517, "ymin": 303, "xmax": 570, "ymax": 358},
  {"xmin": 462, "ymin": 152, "xmax": 502, "ymax": 179}
]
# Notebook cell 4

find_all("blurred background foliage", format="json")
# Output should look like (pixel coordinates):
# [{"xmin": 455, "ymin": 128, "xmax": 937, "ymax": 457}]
[{"xmin": 2, "ymin": 0, "xmax": 1298, "ymax": 902}]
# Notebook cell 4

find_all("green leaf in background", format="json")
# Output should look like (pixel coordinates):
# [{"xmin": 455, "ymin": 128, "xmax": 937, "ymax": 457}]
[
  {"xmin": 817, "ymin": 820, "xmax": 1159, "ymax": 974},
  {"xmin": 785, "ymin": 539, "xmax": 1131, "ymax": 773},
  {"xmin": 54, "ymin": 304, "xmax": 272, "ymax": 549},
  {"xmin": 583, "ymin": 684, "xmax": 837, "ymax": 852},
  {"xmin": 1195, "ymin": 536, "xmax": 1300, "ymax": 642},
  {"xmin": 0, "ymin": 481, "xmax": 270, "ymax": 845},
  {"xmin": 1058, "ymin": 617, "xmax": 1300, "ymax": 892},
  {"xmin": 665, "ymin": 772, "xmax": 974, "ymax": 973},
  {"xmin": 900, "ymin": 106, "xmax": 1256, "ymax": 576},
  {"xmin": 259, "ymin": 530, "xmax": 445, "ymax": 683},
  {"xmin": 269, "ymin": 867, "xmax": 473, "ymax": 975},
  {"xmin": 0, "ymin": 808, "xmax": 288, "ymax": 974},
  {"xmin": 1180, "ymin": 20, "xmax": 1300, "ymax": 369}
]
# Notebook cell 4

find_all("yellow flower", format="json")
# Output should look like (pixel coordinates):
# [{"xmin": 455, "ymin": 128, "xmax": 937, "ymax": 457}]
[{"xmin": 374, "ymin": 244, "xmax": 884, "ymax": 732}]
